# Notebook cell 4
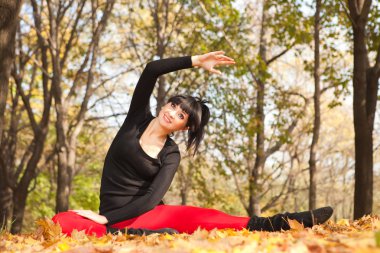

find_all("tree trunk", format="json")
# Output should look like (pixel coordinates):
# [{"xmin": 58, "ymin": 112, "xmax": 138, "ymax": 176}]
[
  {"xmin": 352, "ymin": 23, "xmax": 373, "ymax": 218},
  {"xmin": 248, "ymin": 0, "xmax": 268, "ymax": 216},
  {"xmin": 55, "ymin": 147, "xmax": 71, "ymax": 212},
  {"xmin": 10, "ymin": 130, "xmax": 48, "ymax": 233},
  {"xmin": 180, "ymin": 188, "xmax": 187, "ymax": 205},
  {"xmin": 347, "ymin": 0, "xmax": 378, "ymax": 219},
  {"xmin": 308, "ymin": 0, "xmax": 321, "ymax": 210},
  {"xmin": 152, "ymin": 10, "xmax": 166, "ymax": 115},
  {"xmin": 10, "ymin": 188, "xmax": 27, "ymax": 234},
  {"xmin": 156, "ymin": 76, "xmax": 167, "ymax": 115},
  {"xmin": 0, "ymin": 185, "xmax": 12, "ymax": 230},
  {"xmin": 0, "ymin": 0, "xmax": 22, "ymax": 144},
  {"xmin": 177, "ymin": 162, "xmax": 194, "ymax": 206}
]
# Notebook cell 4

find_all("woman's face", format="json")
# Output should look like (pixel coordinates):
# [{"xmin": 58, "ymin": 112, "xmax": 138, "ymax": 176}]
[{"xmin": 158, "ymin": 102, "xmax": 189, "ymax": 132}]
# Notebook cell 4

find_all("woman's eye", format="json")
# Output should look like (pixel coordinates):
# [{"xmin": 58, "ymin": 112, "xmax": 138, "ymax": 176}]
[{"xmin": 179, "ymin": 114, "xmax": 184, "ymax": 119}]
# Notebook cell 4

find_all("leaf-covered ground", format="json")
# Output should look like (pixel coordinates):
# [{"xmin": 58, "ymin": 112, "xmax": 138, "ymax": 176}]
[{"xmin": 1, "ymin": 216, "xmax": 380, "ymax": 253}]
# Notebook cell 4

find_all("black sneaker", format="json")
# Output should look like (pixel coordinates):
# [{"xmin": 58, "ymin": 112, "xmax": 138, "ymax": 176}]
[
  {"xmin": 247, "ymin": 206, "xmax": 333, "ymax": 232},
  {"xmin": 286, "ymin": 206, "xmax": 333, "ymax": 227}
]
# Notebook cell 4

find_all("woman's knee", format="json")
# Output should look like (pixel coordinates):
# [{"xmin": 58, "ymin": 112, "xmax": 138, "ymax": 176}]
[{"xmin": 52, "ymin": 211, "xmax": 106, "ymax": 237}]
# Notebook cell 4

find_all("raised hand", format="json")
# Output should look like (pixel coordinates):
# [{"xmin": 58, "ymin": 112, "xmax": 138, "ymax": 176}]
[
  {"xmin": 70, "ymin": 209, "xmax": 108, "ymax": 224},
  {"xmin": 192, "ymin": 51, "xmax": 235, "ymax": 75}
]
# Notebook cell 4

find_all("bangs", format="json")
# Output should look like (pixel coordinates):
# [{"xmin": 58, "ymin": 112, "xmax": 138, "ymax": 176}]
[{"xmin": 169, "ymin": 96, "xmax": 191, "ymax": 114}]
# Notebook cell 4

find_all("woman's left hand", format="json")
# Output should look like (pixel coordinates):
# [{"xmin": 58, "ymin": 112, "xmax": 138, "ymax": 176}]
[
  {"xmin": 192, "ymin": 51, "xmax": 235, "ymax": 75},
  {"xmin": 70, "ymin": 210, "xmax": 108, "ymax": 224}
]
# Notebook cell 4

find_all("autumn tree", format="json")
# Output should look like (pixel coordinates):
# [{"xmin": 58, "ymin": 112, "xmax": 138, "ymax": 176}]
[
  {"xmin": 201, "ymin": 0, "xmax": 313, "ymax": 216},
  {"xmin": 0, "ymin": 0, "xmax": 55, "ymax": 233},
  {"xmin": 345, "ymin": 0, "xmax": 380, "ymax": 218},
  {"xmin": 32, "ymin": 0, "xmax": 116, "ymax": 213},
  {"xmin": 307, "ymin": 0, "xmax": 322, "ymax": 210},
  {"xmin": 0, "ymin": 0, "xmax": 22, "ymax": 144},
  {"xmin": 0, "ymin": 0, "xmax": 22, "ymax": 230},
  {"xmin": 307, "ymin": 0, "xmax": 351, "ymax": 210}
]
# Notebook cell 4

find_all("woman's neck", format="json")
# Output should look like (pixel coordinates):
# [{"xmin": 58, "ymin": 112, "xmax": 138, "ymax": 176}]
[{"xmin": 144, "ymin": 118, "xmax": 170, "ymax": 141}]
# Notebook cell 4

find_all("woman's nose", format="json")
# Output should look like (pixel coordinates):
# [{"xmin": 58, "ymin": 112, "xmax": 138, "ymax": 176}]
[{"xmin": 168, "ymin": 109, "xmax": 176, "ymax": 118}]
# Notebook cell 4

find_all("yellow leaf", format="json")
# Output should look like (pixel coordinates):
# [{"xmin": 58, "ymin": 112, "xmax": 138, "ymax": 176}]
[
  {"xmin": 373, "ymin": 218, "xmax": 380, "ymax": 230},
  {"xmin": 57, "ymin": 242, "xmax": 71, "ymax": 251},
  {"xmin": 35, "ymin": 218, "xmax": 62, "ymax": 241},
  {"xmin": 215, "ymin": 230, "xmax": 227, "ymax": 239},
  {"xmin": 288, "ymin": 219, "xmax": 305, "ymax": 231},
  {"xmin": 164, "ymin": 233, "xmax": 174, "ymax": 240},
  {"xmin": 70, "ymin": 229, "xmax": 88, "ymax": 241},
  {"xmin": 337, "ymin": 219, "xmax": 350, "ymax": 226}
]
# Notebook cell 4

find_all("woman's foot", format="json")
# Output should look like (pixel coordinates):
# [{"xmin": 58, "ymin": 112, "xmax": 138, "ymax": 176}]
[{"xmin": 247, "ymin": 206, "xmax": 333, "ymax": 232}]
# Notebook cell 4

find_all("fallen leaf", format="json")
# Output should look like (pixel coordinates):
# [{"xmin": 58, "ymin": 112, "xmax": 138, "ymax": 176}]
[
  {"xmin": 337, "ymin": 219, "xmax": 350, "ymax": 226},
  {"xmin": 288, "ymin": 219, "xmax": 305, "ymax": 231},
  {"xmin": 57, "ymin": 241, "xmax": 71, "ymax": 251}
]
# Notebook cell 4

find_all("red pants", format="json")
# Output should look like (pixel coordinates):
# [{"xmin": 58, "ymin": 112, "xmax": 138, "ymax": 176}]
[{"xmin": 52, "ymin": 205, "xmax": 250, "ymax": 237}]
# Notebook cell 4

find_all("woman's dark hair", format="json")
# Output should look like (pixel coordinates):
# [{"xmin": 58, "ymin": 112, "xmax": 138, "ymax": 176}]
[{"xmin": 167, "ymin": 95, "xmax": 210, "ymax": 156}]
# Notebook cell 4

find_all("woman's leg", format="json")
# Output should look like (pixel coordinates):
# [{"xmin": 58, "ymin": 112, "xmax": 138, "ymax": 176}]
[
  {"xmin": 52, "ymin": 211, "xmax": 106, "ymax": 237},
  {"xmin": 52, "ymin": 211, "xmax": 177, "ymax": 237},
  {"xmin": 111, "ymin": 205, "xmax": 250, "ymax": 234}
]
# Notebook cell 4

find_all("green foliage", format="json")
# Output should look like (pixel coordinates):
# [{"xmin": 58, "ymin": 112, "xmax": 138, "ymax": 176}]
[
  {"xmin": 24, "ymin": 173, "xmax": 55, "ymax": 232},
  {"xmin": 267, "ymin": 0, "xmax": 313, "ymax": 46},
  {"xmin": 70, "ymin": 174, "xmax": 101, "ymax": 211},
  {"xmin": 376, "ymin": 231, "xmax": 380, "ymax": 247}
]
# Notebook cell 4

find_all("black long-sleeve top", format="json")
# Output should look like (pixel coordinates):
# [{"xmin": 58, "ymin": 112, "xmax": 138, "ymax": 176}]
[{"xmin": 99, "ymin": 56, "xmax": 193, "ymax": 225}]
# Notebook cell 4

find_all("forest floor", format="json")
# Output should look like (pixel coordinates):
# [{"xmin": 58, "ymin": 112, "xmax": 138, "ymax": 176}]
[{"xmin": 1, "ymin": 216, "xmax": 380, "ymax": 253}]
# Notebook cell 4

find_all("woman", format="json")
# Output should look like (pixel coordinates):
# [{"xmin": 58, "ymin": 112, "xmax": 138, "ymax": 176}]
[{"xmin": 53, "ymin": 51, "xmax": 333, "ymax": 237}]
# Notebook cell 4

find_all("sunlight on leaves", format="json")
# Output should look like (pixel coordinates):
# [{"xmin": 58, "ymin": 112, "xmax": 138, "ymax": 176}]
[{"xmin": 1, "ymin": 216, "xmax": 380, "ymax": 252}]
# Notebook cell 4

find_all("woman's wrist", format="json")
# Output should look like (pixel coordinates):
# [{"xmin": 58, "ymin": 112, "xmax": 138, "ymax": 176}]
[
  {"xmin": 191, "ymin": 55, "xmax": 201, "ymax": 67},
  {"xmin": 101, "ymin": 215, "xmax": 109, "ymax": 224}
]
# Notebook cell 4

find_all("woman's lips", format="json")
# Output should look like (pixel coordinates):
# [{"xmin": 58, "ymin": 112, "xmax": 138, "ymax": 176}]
[{"xmin": 164, "ymin": 114, "xmax": 171, "ymax": 123}]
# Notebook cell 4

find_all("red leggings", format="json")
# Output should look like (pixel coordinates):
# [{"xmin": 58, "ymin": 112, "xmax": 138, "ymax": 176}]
[{"xmin": 52, "ymin": 205, "xmax": 250, "ymax": 237}]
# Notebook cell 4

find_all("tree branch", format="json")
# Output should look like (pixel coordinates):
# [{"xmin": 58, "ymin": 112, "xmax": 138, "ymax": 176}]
[
  {"xmin": 265, "ymin": 97, "xmax": 311, "ymax": 158},
  {"xmin": 13, "ymin": 77, "xmax": 38, "ymax": 133},
  {"xmin": 60, "ymin": 0, "xmax": 85, "ymax": 68},
  {"xmin": 85, "ymin": 112, "xmax": 126, "ymax": 122},
  {"xmin": 338, "ymin": 0, "xmax": 356, "ymax": 27},
  {"xmin": 266, "ymin": 42, "xmax": 296, "ymax": 66}
]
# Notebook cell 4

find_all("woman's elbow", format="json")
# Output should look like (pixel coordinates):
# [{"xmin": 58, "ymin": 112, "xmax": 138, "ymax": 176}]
[{"xmin": 144, "ymin": 60, "xmax": 160, "ymax": 74}]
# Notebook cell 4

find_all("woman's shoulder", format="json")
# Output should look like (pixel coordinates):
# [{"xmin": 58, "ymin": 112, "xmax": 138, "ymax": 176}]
[
  {"xmin": 160, "ymin": 137, "xmax": 181, "ymax": 159},
  {"xmin": 121, "ymin": 111, "xmax": 154, "ymax": 130}
]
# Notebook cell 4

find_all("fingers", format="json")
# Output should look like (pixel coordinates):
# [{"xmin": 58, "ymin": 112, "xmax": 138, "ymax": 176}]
[
  {"xmin": 71, "ymin": 209, "xmax": 92, "ymax": 216},
  {"xmin": 212, "ymin": 50, "xmax": 225, "ymax": 55},
  {"xmin": 215, "ymin": 60, "xmax": 236, "ymax": 66},
  {"xmin": 216, "ymin": 55, "xmax": 235, "ymax": 61},
  {"xmin": 71, "ymin": 210, "xmax": 85, "ymax": 215},
  {"xmin": 201, "ymin": 50, "xmax": 235, "ymax": 75},
  {"xmin": 209, "ymin": 68, "xmax": 222, "ymax": 75}
]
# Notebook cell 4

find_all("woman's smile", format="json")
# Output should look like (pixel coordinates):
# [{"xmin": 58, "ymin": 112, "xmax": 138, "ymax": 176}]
[{"xmin": 163, "ymin": 114, "xmax": 172, "ymax": 123}]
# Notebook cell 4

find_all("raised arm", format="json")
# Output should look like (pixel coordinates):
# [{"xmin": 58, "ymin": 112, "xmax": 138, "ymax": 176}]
[
  {"xmin": 126, "ymin": 51, "xmax": 235, "ymax": 119},
  {"xmin": 126, "ymin": 56, "xmax": 193, "ymax": 118}
]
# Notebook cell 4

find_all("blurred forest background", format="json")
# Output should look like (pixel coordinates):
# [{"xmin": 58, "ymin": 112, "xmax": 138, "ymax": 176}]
[{"xmin": 0, "ymin": 0, "xmax": 380, "ymax": 233}]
